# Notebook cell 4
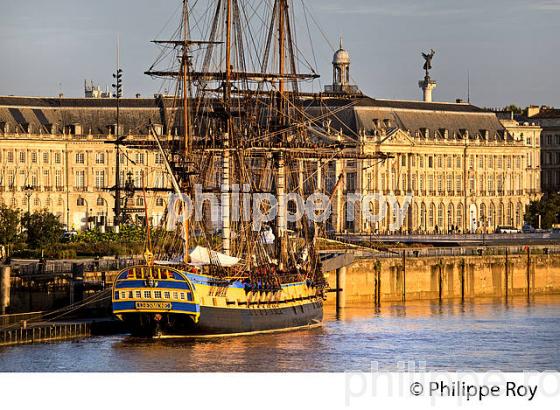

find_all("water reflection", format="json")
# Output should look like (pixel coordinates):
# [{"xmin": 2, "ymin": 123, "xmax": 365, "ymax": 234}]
[{"xmin": 1, "ymin": 295, "xmax": 559, "ymax": 372}]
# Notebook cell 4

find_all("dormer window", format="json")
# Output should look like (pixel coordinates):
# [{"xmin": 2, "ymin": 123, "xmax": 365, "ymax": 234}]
[
  {"xmin": 439, "ymin": 128, "xmax": 449, "ymax": 139},
  {"xmin": 480, "ymin": 129, "xmax": 489, "ymax": 140},
  {"xmin": 420, "ymin": 128, "xmax": 429, "ymax": 138},
  {"xmin": 373, "ymin": 119, "xmax": 381, "ymax": 128},
  {"xmin": 383, "ymin": 119, "xmax": 392, "ymax": 128}
]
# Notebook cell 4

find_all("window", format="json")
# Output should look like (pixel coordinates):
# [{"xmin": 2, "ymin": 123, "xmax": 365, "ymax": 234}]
[
  {"xmin": 31, "ymin": 152, "xmax": 37, "ymax": 163},
  {"xmin": 437, "ymin": 175, "xmax": 443, "ymax": 192},
  {"xmin": 154, "ymin": 291, "xmax": 162, "ymax": 299},
  {"xmin": 401, "ymin": 155, "xmax": 406, "ymax": 166},
  {"xmin": 55, "ymin": 170, "xmax": 63, "ymax": 188},
  {"xmin": 95, "ymin": 152, "xmax": 105, "ymax": 164},
  {"xmin": 447, "ymin": 156, "xmax": 452, "ymax": 168},
  {"xmin": 164, "ymin": 291, "xmax": 171, "ymax": 299},
  {"xmin": 456, "ymin": 156, "xmax": 461, "ymax": 168},
  {"xmin": 75, "ymin": 152, "xmax": 85, "ymax": 164},
  {"xmin": 43, "ymin": 152, "xmax": 49, "ymax": 164},
  {"xmin": 135, "ymin": 291, "xmax": 142, "ymax": 298},
  {"xmin": 136, "ymin": 196, "xmax": 145, "ymax": 207},
  {"xmin": 478, "ymin": 156, "xmax": 484, "ymax": 168},
  {"xmin": 135, "ymin": 153, "xmax": 145, "ymax": 164},
  {"xmin": 180, "ymin": 293, "xmax": 185, "ymax": 300},
  {"xmin": 419, "ymin": 156, "xmax": 424, "ymax": 168},
  {"xmin": 173, "ymin": 292, "xmax": 178, "ymax": 300},
  {"xmin": 75, "ymin": 170, "xmax": 85, "ymax": 188},
  {"xmin": 7, "ymin": 151, "xmax": 14, "ymax": 163},
  {"xmin": 121, "ymin": 291, "xmax": 126, "ymax": 299},
  {"xmin": 95, "ymin": 170, "xmax": 105, "ymax": 189},
  {"xmin": 19, "ymin": 151, "xmax": 26, "ymax": 163},
  {"xmin": 346, "ymin": 172, "xmax": 356, "ymax": 192},
  {"xmin": 143, "ymin": 291, "xmax": 151, "ymax": 299},
  {"xmin": 128, "ymin": 291, "xmax": 134, "ymax": 299},
  {"xmin": 428, "ymin": 156, "xmax": 433, "ymax": 168},
  {"xmin": 156, "ymin": 197, "xmax": 164, "ymax": 207},
  {"xmin": 446, "ymin": 175, "xmax": 453, "ymax": 192},
  {"xmin": 155, "ymin": 153, "xmax": 165, "ymax": 164},
  {"xmin": 77, "ymin": 197, "xmax": 85, "ymax": 206},
  {"xmin": 55, "ymin": 152, "xmax": 62, "ymax": 164},
  {"xmin": 455, "ymin": 175, "xmax": 462, "ymax": 192}
]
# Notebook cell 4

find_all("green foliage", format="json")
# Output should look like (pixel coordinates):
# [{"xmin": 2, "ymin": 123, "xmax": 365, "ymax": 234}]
[
  {"xmin": 0, "ymin": 205, "xmax": 21, "ymax": 245},
  {"xmin": 525, "ymin": 194, "xmax": 560, "ymax": 229},
  {"xmin": 22, "ymin": 210, "xmax": 65, "ymax": 248},
  {"xmin": 502, "ymin": 104, "xmax": 524, "ymax": 114}
]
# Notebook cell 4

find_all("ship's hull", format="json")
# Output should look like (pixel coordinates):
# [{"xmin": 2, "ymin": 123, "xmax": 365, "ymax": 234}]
[
  {"xmin": 122, "ymin": 299, "xmax": 323, "ymax": 337},
  {"xmin": 112, "ymin": 265, "xmax": 324, "ymax": 338}
]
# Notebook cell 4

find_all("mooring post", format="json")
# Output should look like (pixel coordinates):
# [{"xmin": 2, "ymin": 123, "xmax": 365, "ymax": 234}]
[
  {"xmin": 438, "ymin": 260, "xmax": 443, "ymax": 303},
  {"xmin": 505, "ymin": 248, "xmax": 509, "ymax": 300},
  {"xmin": 402, "ymin": 251, "xmax": 406, "ymax": 303},
  {"xmin": 526, "ymin": 247, "xmax": 531, "ymax": 300},
  {"xmin": 1, "ymin": 265, "xmax": 11, "ymax": 315},
  {"xmin": 374, "ymin": 260, "xmax": 381, "ymax": 307},
  {"xmin": 335, "ymin": 266, "xmax": 347, "ymax": 310},
  {"xmin": 460, "ymin": 259, "xmax": 465, "ymax": 304}
]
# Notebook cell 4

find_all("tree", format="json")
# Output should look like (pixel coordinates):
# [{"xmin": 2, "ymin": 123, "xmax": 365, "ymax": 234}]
[
  {"xmin": 22, "ymin": 210, "xmax": 64, "ymax": 248},
  {"xmin": 0, "ymin": 205, "xmax": 21, "ymax": 245},
  {"xmin": 525, "ymin": 194, "xmax": 560, "ymax": 229}
]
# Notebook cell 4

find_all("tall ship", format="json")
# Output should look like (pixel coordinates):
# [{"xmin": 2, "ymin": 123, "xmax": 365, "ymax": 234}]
[{"xmin": 111, "ymin": 0, "xmax": 381, "ymax": 337}]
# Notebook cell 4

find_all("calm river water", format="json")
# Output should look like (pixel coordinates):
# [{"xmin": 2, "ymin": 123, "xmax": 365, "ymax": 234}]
[{"xmin": 1, "ymin": 296, "xmax": 559, "ymax": 372}]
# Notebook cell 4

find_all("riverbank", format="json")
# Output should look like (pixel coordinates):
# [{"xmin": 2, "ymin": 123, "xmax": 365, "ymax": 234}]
[{"xmin": 326, "ymin": 246, "xmax": 560, "ymax": 306}]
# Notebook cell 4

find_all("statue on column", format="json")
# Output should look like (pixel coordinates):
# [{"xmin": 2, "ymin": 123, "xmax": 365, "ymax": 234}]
[{"xmin": 421, "ymin": 49, "xmax": 436, "ymax": 77}]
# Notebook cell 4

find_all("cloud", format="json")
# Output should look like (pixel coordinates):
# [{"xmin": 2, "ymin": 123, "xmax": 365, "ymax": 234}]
[
  {"xmin": 528, "ymin": 0, "xmax": 560, "ymax": 11},
  {"xmin": 310, "ymin": 0, "xmax": 473, "ymax": 17}
]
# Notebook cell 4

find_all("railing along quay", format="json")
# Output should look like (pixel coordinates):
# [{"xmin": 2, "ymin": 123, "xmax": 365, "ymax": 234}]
[{"xmin": 0, "ymin": 322, "xmax": 91, "ymax": 347}]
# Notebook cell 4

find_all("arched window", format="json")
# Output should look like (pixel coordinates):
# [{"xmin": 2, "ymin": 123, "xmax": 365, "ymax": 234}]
[
  {"xmin": 96, "ymin": 197, "xmax": 105, "ymax": 206},
  {"xmin": 77, "ymin": 197, "xmax": 85, "ymax": 207},
  {"xmin": 489, "ymin": 203, "xmax": 496, "ymax": 228},
  {"xmin": 498, "ymin": 203, "xmax": 504, "ymax": 226},
  {"xmin": 428, "ymin": 203, "xmax": 435, "ymax": 229},
  {"xmin": 480, "ymin": 203, "xmax": 487, "ymax": 228},
  {"xmin": 447, "ymin": 203, "xmax": 454, "ymax": 231},
  {"xmin": 420, "ymin": 203, "xmax": 426, "ymax": 230},
  {"xmin": 437, "ymin": 203, "xmax": 444, "ymax": 230},
  {"xmin": 507, "ymin": 203, "xmax": 514, "ymax": 225},
  {"xmin": 456, "ymin": 204, "xmax": 463, "ymax": 230},
  {"xmin": 516, "ymin": 203, "xmax": 523, "ymax": 227}
]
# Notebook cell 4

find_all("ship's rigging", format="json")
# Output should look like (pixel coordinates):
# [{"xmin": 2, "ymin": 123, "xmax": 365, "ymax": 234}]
[{"xmin": 113, "ymin": 0, "xmax": 390, "ymax": 284}]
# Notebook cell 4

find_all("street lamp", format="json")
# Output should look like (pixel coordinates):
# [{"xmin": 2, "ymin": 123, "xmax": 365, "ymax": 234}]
[{"xmin": 23, "ymin": 184, "xmax": 34, "ymax": 232}]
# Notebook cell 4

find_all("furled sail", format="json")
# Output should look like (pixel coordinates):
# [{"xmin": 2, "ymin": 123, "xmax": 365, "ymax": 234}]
[{"xmin": 156, "ymin": 246, "xmax": 240, "ymax": 267}]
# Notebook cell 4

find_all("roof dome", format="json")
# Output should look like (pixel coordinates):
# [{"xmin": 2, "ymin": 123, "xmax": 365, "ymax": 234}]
[
  {"xmin": 333, "ymin": 38, "xmax": 350, "ymax": 64},
  {"xmin": 333, "ymin": 48, "xmax": 350, "ymax": 65}
]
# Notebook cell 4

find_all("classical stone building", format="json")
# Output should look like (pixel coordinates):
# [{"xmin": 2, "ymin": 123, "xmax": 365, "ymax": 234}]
[
  {"xmin": 304, "ymin": 45, "xmax": 541, "ymax": 234},
  {"xmin": 527, "ymin": 106, "xmax": 560, "ymax": 193},
  {"xmin": 0, "ymin": 45, "xmax": 542, "ymax": 235},
  {"xmin": 0, "ymin": 96, "xmax": 171, "ymax": 230}
]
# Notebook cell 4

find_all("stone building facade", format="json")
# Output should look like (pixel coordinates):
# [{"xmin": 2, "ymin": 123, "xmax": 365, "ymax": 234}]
[
  {"xmin": 527, "ymin": 106, "xmax": 560, "ymax": 193},
  {"xmin": 303, "ymin": 45, "xmax": 541, "ymax": 235},
  {"xmin": 0, "ymin": 96, "xmax": 171, "ymax": 230}
]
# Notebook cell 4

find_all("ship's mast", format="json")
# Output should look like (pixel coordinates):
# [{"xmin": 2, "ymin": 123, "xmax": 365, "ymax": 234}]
[
  {"xmin": 181, "ymin": 1, "xmax": 191, "ymax": 263},
  {"xmin": 221, "ymin": 0, "xmax": 233, "ymax": 256},
  {"xmin": 276, "ymin": 0, "xmax": 288, "ymax": 270}
]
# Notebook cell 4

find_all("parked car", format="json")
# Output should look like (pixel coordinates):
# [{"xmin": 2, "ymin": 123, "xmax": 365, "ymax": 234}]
[
  {"xmin": 522, "ymin": 224, "xmax": 536, "ymax": 233},
  {"xmin": 60, "ymin": 230, "xmax": 78, "ymax": 242},
  {"xmin": 495, "ymin": 226, "xmax": 520, "ymax": 234}
]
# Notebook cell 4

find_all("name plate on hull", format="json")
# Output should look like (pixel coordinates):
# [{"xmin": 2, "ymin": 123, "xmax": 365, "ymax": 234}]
[{"xmin": 135, "ymin": 302, "xmax": 172, "ymax": 310}]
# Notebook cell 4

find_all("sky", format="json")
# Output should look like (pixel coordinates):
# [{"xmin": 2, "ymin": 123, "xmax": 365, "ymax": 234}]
[{"xmin": 1, "ymin": 0, "xmax": 559, "ymax": 108}]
